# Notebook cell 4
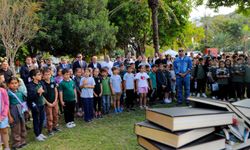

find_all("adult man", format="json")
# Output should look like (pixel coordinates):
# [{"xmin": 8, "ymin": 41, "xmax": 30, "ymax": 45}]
[
  {"xmin": 173, "ymin": 49, "xmax": 192, "ymax": 106},
  {"xmin": 58, "ymin": 58, "xmax": 71, "ymax": 70},
  {"xmin": 20, "ymin": 56, "xmax": 35, "ymax": 85},
  {"xmin": 88, "ymin": 56, "xmax": 101, "ymax": 70},
  {"xmin": 72, "ymin": 54, "xmax": 87, "ymax": 72},
  {"xmin": 113, "ymin": 56, "xmax": 122, "ymax": 68},
  {"xmin": 0, "ymin": 61, "xmax": 13, "ymax": 82},
  {"xmin": 46, "ymin": 58, "xmax": 57, "ymax": 76},
  {"xmin": 32, "ymin": 57, "xmax": 39, "ymax": 69},
  {"xmin": 101, "ymin": 55, "xmax": 113, "ymax": 75}
]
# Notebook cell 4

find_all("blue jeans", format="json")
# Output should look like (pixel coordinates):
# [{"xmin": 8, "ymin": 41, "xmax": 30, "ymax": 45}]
[
  {"xmin": 176, "ymin": 76, "xmax": 190, "ymax": 104},
  {"xmin": 82, "ymin": 98, "xmax": 93, "ymax": 122},
  {"xmin": 31, "ymin": 105, "xmax": 45, "ymax": 137},
  {"xmin": 102, "ymin": 95, "xmax": 110, "ymax": 114}
]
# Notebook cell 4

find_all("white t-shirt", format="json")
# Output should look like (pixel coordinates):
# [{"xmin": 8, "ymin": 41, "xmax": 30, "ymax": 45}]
[
  {"xmin": 135, "ymin": 72, "xmax": 149, "ymax": 88},
  {"xmin": 123, "ymin": 73, "xmax": 135, "ymax": 90},
  {"xmin": 80, "ymin": 77, "xmax": 96, "ymax": 98},
  {"xmin": 110, "ymin": 74, "xmax": 122, "ymax": 93}
]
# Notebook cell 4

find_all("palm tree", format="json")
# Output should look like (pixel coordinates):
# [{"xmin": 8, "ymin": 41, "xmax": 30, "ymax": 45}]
[{"xmin": 148, "ymin": 0, "xmax": 160, "ymax": 54}]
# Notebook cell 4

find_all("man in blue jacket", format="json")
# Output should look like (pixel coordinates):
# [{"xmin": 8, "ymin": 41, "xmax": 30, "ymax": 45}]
[{"xmin": 173, "ymin": 49, "xmax": 192, "ymax": 106}]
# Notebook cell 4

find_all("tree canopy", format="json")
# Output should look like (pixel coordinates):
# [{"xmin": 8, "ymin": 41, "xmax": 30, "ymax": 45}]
[{"xmin": 29, "ymin": 0, "xmax": 117, "ymax": 57}]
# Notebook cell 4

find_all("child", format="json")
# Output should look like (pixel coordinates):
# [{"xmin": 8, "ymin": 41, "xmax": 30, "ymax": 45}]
[
  {"xmin": 0, "ymin": 78, "xmax": 10, "ymax": 150},
  {"xmin": 207, "ymin": 60, "xmax": 218, "ymax": 99},
  {"xmin": 27, "ymin": 69, "xmax": 47, "ymax": 141},
  {"xmin": 80, "ymin": 68, "xmax": 95, "ymax": 122},
  {"xmin": 123, "ymin": 65, "xmax": 135, "ymax": 111},
  {"xmin": 110, "ymin": 67, "xmax": 122, "ymax": 113},
  {"xmin": 148, "ymin": 65, "xmax": 157, "ymax": 105},
  {"xmin": 54, "ymin": 68, "xmax": 63, "ymax": 85},
  {"xmin": 42, "ymin": 68, "xmax": 60, "ymax": 136},
  {"xmin": 156, "ymin": 64, "xmax": 171, "ymax": 103},
  {"xmin": 169, "ymin": 64, "xmax": 176, "ymax": 101},
  {"xmin": 216, "ymin": 60, "xmax": 230, "ymax": 101},
  {"xmin": 101, "ymin": 69, "xmax": 112, "ymax": 114},
  {"xmin": 135, "ymin": 65, "xmax": 150, "ymax": 109},
  {"xmin": 93, "ymin": 68, "xmax": 103, "ymax": 118},
  {"xmin": 231, "ymin": 58, "xmax": 245, "ymax": 100},
  {"xmin": 190, "ymin": 59, "xmax": 197, "ymax": 96},
  {"xmin": 119, "ymin": 63, "xmax": 126, "ymax": 109},
  {"xmin": 54, "ymin": 68, "xmax": 64, "ymax": 114},
  {"xmin": 8, "ymin": 77, "xmax": 27, "ymax": 149},
  {"xmin": 0, "ymin": 72, "xmax": 6, "ymax": 89},
  {"xmin": 69, "ymin": 68, "xmax": 74, "ymax": 79},
  {"xmin": 194, "ymin": 58, "xmax": 207, "ymax": 98},
  {"xmin": 73, "ymin": 68, "xmax": 83, "ymax": 117},
  {"xmin": 59, "ymin": 69, "xmax": 77, "ymax": 128}
]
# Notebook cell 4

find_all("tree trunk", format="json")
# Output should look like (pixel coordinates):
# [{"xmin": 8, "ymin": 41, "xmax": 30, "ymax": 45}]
[
  {"xmin": 9, "ymin": 56, "xmax": 16, "ymax": 76},
  {"xmin": 148, "ymin": 0, "xmax": 159, "ymax": 55},
  {"xmin": 6, "ymin": 48, "xmax": 16, "ymax": 76}
]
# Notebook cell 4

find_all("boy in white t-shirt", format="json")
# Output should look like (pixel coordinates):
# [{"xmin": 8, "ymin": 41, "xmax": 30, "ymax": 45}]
[
  {"xmin": 123, "ymin": 65, "xmax": 135, "ymax": 111},
  {"xmin": 135, "ymin": 65, "xmax": 150, "ymax": 109}
]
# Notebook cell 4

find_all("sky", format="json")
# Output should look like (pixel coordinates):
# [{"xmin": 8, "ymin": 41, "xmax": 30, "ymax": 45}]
[{"xmin": 190, "ymin": 4, "xmax": 236, "ymax": 21}]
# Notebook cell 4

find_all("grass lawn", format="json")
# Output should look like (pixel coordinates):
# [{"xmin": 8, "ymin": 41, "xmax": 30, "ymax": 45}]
[{"xmin": 22, "ymin": 103, "xmax": 175, "ymax": 150}]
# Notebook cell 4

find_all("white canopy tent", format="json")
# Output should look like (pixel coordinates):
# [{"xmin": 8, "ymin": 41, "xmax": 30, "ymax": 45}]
[{"xmin": 163, "ymin": 49, "xmax": 178, "ymax": 57}]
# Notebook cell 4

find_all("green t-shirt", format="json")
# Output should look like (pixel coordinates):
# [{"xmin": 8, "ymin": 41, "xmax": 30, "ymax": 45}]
[
  {"xmin": 102, "ymin": 77, "xmax": 111, "ymax": 95},
  {"xmin": 8, "ymin": 90, "xmax": 24, "ymax": 105},
  {"xmin": 59, "ymin": 80, "xmax": 76, "ymax": 102},
  {"xmin": 149, "ymin": 71, "xmax": 157, "ymax": 89}
]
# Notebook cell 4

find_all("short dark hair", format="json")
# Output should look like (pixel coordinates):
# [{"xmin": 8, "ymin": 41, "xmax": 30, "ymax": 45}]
[
  {"xmin": 7, "ymin": 76, "xmax": 19, "ymax": 84},
  {"xmin": 42, "ymin": 67, "xmax": 52, "ymax": 74},
  {"xmin": 151, "ymin": 64, "xmax": 157, "ymax": 68},
  {"xmin": 62, "ymin": 68, "xmax": 70, "ymax": 75},
  {"xmin": 29, "ymin": 69, "xmax": 41, "ymax": 79},
  {"xmin": 100, "ymin": 68, "xmax": 107, "ymax": 73},
  {"xmin": 112, "ymin": 66, "xmax": 118, "ymax": 71}
]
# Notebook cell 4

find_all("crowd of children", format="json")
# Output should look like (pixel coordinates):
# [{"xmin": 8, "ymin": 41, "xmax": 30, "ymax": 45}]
[
  {"xmin": 191, "ymin": 53, "xmax": 250, "ymax": 101},
  {"xmin": 0, "ymin": 52, "xmax": 250, "ymax": 149}
]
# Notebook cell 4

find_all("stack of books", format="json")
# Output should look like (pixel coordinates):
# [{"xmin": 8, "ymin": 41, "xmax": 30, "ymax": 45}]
[
  {"xmin": 135, "ymin": 107, "xmax": 234, "ymax": 150},
  {"xmin": 189, "ymin": 97, "xmax": 250, "ymax": 149}
]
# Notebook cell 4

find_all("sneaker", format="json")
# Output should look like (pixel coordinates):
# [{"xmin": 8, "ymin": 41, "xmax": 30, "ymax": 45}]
[
  {"xmin": 119, "ymin": 107, "xmax": 123, "ymax": 113},
  {"xmin": 36, "ymin": 135, "xmax": 45, "ymax": 142},
  {"xmin": 52, "ymin": 127, "xmax": 61, "ymax": 132},
  {"xmin": 4, "ymin": 148, "xmax": 11, "ymax": 150},
  {"xmin": 48, "ymin": 131, "xmax": 54, "ymax": 136},
  {"xmin": 202, "ymin": 93, "xmax": 207, "ymax": 98},
  {"xmin": 139, "ymin": 106, "xmax": 143, "ymax": 109},
  {"xmin": 66, "ymin": 122, "xmax": 73, "ymax": 128},
  {"xmin": 186, "ymin": 103, "xmax": 192, "ymax": 107},
  {"xmin": 143, "ymin": 105, "xmax": 149, "ymax": 109},
  {"xmin": 164, "ymin": 98, "xmax": 171, "ymax": 104},
  {"xmin": 40, "ymin": 134, "xmax": 47, "ymax": 139},
  {"xmin": 71, "ymin": 122, "xmax": 76, "ymax": 127},
  {"xmin": 196, "ymin": 93, "xmax": 200, "ymax": 98},
  {"xmin": 114, "ymin": 108, "xmax": 118, "ymax": 113}
]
